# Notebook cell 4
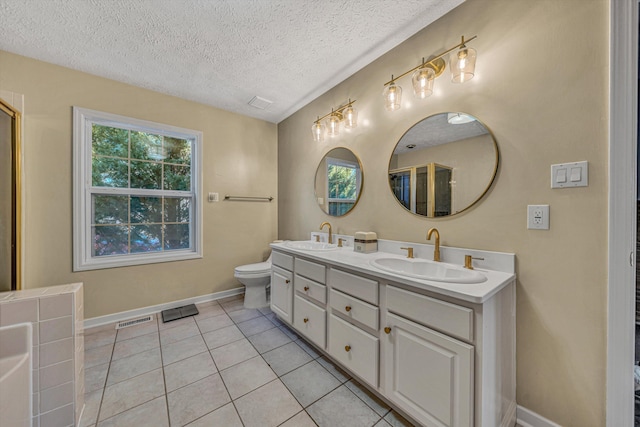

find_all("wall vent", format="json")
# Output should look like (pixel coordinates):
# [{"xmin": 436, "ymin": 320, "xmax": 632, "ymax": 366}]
[{"xmin": 116, "ymin": 315, "xmax": 154, "ymax": 330}]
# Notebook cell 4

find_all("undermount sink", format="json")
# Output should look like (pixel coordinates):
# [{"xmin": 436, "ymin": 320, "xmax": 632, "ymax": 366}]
[
  {"xmin": 285, "ymin": 241, "xmax": 339, "ymax": 251},
  {"xmin": 369, "ymin": 257, "xmax": 487, "ymax": 284}
]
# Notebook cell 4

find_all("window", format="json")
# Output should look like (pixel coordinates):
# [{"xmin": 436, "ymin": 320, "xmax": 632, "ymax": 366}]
[
  {"xmin": 326, "ymin": 157, "xmax": 360, "ymax": 216},
  {"xmin": 73, "ymin": 107, "xmax": 202, "ymax": 271}
]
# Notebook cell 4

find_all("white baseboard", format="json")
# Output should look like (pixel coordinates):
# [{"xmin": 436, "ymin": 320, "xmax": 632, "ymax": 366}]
[
  {"xmin": 84, "ymin": 287, "xmax": 245, "ymax": 329},
  {"xmin": 517, "ymin": 405, "xmax": 562, "ymax": 427}
]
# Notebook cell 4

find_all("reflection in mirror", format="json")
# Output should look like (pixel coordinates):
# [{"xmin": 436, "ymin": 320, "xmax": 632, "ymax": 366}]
[
  {"xmin": 315, "ymin": 147, "xmax": 363, "ymax": 216},
  {"xmin": 388, "ymin": 112, "xmax": 498, "ymax": 217}
]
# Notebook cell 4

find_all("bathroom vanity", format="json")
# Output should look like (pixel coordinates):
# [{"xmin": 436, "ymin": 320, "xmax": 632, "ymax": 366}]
[{"xmin": 270, "ymin": 240, "xmax": 516, "ymax": 427}]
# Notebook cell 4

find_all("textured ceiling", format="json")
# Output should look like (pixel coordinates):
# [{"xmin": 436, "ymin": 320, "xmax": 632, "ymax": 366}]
[
  {"xmin": 0, "ymin": 0, "xmax": 463, "ymax": 123},
  {"xmin": 393, "ymin": 113, "xmax": 488, "ymax": 155}
]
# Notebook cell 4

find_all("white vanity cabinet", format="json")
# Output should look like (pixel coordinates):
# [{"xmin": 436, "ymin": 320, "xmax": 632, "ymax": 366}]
[
  {"xmin": 383, "ymin": 286, "xmax": 475, "ymax": 427},
  {"xmin": 270, "ymin": 252, "xmax": 294, "ymax": 324},
  {"xmin": 293, "ymin": 258, "xmax": 327, "ymax": 348},
  {"xmin": 270, "ymin": 245, "xmax": 516, "ymax": 427}
]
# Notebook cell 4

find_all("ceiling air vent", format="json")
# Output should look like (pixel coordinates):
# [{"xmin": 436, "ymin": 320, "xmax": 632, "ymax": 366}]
[
  {"xmin": 116, "ymin": 315, "xmax": 154, "ymax": 329},
  {"xmin": 248, "ymin": 96, "xmax": 273, "ymax": 110}
]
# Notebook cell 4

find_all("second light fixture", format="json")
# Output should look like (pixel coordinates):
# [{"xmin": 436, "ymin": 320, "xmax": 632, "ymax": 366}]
[{"xmin": 311, "ymin": 99, "xmax": 357, "ymax": 142}]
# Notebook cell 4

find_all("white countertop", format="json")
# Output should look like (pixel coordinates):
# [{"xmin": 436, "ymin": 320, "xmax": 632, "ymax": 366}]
[{"xmin": 270, "ymin": 242, "xmax": 515, "ymax": 304}]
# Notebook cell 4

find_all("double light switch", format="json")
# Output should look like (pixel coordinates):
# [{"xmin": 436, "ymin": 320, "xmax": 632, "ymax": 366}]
[{"xmin": 551, "ymin": 161, "xmax": 588, "ymax": 188}]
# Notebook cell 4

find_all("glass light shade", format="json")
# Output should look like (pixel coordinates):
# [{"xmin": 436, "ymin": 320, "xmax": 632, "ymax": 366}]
[
  {"xmin": 450, "ymin": 47, "xmax": 477, "ymax": 83},
  {"xmin": 411, "ymin": 66, "xmax": 435, "ymax": 99},
  {"xmin": 383, "ymin": 82, "xmax": 402, "ymax": 111},
  {"xmin": 326, "ymin": 114, "xmax": 341, "ymax": 137},
  {"xmin": 312, "ymin": 121, "xmax": 326, "ymax": 142},
  {"xmin": 343, "ymin": 105, "xmax": 358, "ymax": 128}
]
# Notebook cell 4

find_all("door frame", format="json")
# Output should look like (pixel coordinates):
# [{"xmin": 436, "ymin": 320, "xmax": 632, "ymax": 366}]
[
  {"xmin": 0, "ymin": 97, "xmax": 22, "ymax": 291},
  {"xmin": 607, "ymin": 1, "xmax": 638, "ymax": 425}
]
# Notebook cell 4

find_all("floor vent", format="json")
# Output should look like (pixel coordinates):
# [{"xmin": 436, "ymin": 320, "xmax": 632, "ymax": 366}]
[{"xmin": 116, "ymin": 315, "xmax": 154, "ymax": 330}]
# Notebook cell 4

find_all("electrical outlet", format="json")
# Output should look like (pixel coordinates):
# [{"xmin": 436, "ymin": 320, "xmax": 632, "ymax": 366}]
[{"xmin": 527, "ymin": 205, "xmax": 549, "ymax": 230}]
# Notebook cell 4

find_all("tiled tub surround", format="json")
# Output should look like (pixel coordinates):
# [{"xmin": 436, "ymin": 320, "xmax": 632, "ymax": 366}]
[
  {"xmin": 0, "ymin": 283, "xmax": 84, "ymax": 427},
  {"xmin": 270, "ymin": 240, "xmax": 517, "ymax": 427},
  {"xmin": 80, "ymin": 295, "xmax": 415, "ymax": 427}
]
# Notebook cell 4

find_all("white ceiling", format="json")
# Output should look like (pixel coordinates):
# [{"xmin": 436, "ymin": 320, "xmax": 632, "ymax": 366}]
[{"xmin": 0, "ymin": 0, "xmax": 464, "ymax": 123}]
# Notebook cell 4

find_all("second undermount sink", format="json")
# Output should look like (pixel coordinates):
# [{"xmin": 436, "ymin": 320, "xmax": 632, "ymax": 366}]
[
  {"xmin": 285, "ymin": 241, "xmax": 339, "ymax": 251},
  {"xmin": 370, "ymin": 257, "xmax": 487, "ymax": 284}
]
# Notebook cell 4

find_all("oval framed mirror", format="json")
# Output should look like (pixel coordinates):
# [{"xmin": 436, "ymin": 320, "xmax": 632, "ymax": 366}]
[
  {"xmin": 388, "ymin": 112, "xmax": 498, "ymax": 217},
  {"xmin": 315, "ymin": 147, "xmax": 363, "ymax": 216}
]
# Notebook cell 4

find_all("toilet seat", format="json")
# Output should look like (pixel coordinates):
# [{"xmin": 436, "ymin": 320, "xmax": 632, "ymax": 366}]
[{"xmin": 234, "ymin": 261, "xmax": 271, "ymax": 277}]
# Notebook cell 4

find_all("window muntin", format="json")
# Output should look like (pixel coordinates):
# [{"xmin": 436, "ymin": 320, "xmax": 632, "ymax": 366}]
[{"xmin": 74, "ymin": 107, "xmax": 202, "ymax": 271}]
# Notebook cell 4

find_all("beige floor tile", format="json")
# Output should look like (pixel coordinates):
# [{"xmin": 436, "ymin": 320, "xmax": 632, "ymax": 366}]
[
  {"xmin": 116, "ymin": 320, "xmax": 158, "ymax": 341},
  {"xmin": 210, "ymin": 338, "xmax": 259, "ymax": 370},
  {"xmin": 158, "ymin": 315, "xmax": 195, "ymax": 331},
  {"xmin": 281, "ymin": 361, "xmax": 341, "ymax": 407},
  {"xmin": 375, "ymin": 420, "xmax": 393, "ymax": 427},
  {"xmin": 167, "ymin": 374, "xmax": 231, "ymax": 426},
  {"xmin": 194, "ymin": 303, "xmax": 226, "ymax": 320},
  {"xmin": 247, "ymin": 326, "xmax": 291, "ymax": 353},
  {"xmin": 98, "ymin": 396, "xmax": 168, "ymax": 427},
  {"xmin": 228, "ymin": 308, "xmax": 263, "ymax": 323},
  {"xmin": 185, "ymin": 402, "xmax": 242, "ymax": 427},
  {"xmin": 161, "ymin": 334, "xmax": 208, "ymax": 366},
  {"xmin": 234, "ymin": 379, "xmax": 302, "ymax": 427},
  {"xmin": 85, "ymin": 344, "xmax": 113, "ymax": 369},
  {"xmin": 112, "ymin": 331, "xmax": 159, "ymax": 360},
  {"xmin": 345, "ymin": 379, "xmax": 391, "ymax": 417},
  {"xmin": 202, "ymin": 325, "xmax": 244, "ymax": 350},
  {"xmin": 265, "ymin": 312, "xmax": 285, "ymax": 327},
  {"xmin": 294, "ymin": 338, "xmax": 320, "ymax": 359},
  {"xmin": 262, "ymin": 342, "xmax": 313, "ymax": 376},
  {"xmin": 221, "ymin": 298, "xmax": 247, "ymax": 313},
  {"xmin": 164, "ymin": 351, "xmax": 218, "ymax": 392},
  {"xmin": 106, "ymin": 347, "xmax": 162, "ymax": 386},
  {"xmin": 257, "ymin": 306, "xmax": 272, "ymax": 315},
  {"xmin": 195, "ymin": 313, "xmax": 234, "ymax": 334},
  {"xmin": 83, "ymin": 323, "xmax": 117, "ymax": 336},
  {"xmin": 159, "ymin": 321, "xmax": 201, "ymax": 346},
  {"xmin": 307, "ymin": 385, "xmax": 380, "ymax": 427},
  {"xmin": 220, "ymin": 356, "xmax": 277, "ymax": 399},
  {"xmin": 383, "ymin": 411, "xmax": 415, "ymax": 426},
  {"xmin": 280, "ymin": 325, "xmax": 300, "ymax": 341},
  {"xmin": 279, "ymin": 411, "xmax": 318, "ymax": 427},
  {"xmin": 317, "ymin": 356, "xmax": 350, "ymax": 383},
  {"xmin": 237, "ymin": 316, "xmax": 275, "ymax": 337},
  {"xmin": 85, "ymin": 329, "xmax": 117, "ymax": 350},
  {"xmin": 85, "ymin": 362, "xmax": 109, "ymax": 393},
  {"xmin": 99, "ymin": 369, "xmax": 165, "ymax": 421}
]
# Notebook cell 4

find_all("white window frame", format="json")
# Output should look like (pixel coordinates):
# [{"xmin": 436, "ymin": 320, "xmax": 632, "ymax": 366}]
[
  {"xmin": 73, "ymin": 107, "xmax": 203, "ymax": 271},
  {"xmin": 326, "ymin": 156, "xmax": 360, "ymax": 207}
]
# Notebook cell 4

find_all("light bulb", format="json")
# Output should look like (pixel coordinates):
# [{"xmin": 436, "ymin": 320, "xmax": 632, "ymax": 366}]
[
  {"xmin": 383, "ymin": 81, "xmax": 402, "ymax": 111},
  {"xmin": 411, "ymin": 66, "xmax": 435, "ymax": 99},
  {"xmin": 311, "ymin": 121, "xmax": 326, "ymax": 142},
  {"xmin": 450, "ymin": 46, "xmax": 477, "ymax": 83},
  {"xmin": 343, "ymin": 105, "xmax": 358, "ymax": 128},
  {"xmin": 326, "ymin": 114, "xmax": 340, "ymax": 137}
]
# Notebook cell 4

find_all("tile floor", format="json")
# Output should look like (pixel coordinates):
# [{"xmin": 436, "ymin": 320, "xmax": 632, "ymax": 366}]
[{"xmin": 80, "ymin": 295, "xmax": 416, "ymax": 427}]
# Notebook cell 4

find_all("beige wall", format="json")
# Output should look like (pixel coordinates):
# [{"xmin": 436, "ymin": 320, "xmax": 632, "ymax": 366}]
[
  {"xmin": 278, "ymin": 1, "xmax": 608, "ymax": 425},
  {"xmin": 0, "ymin": 50, "xmax": 278, "ymax": 318}
]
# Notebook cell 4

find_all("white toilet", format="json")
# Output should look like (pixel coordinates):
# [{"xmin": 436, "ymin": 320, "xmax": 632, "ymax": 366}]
[{"xmin": 234, "ymin": 254, "xmax": 272, "ymax": 309}]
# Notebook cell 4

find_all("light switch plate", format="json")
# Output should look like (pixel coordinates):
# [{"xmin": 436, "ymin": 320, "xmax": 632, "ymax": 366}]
[
  {"xmin": 551, "ymin": 161, "xmax": 588, "ymax": 188},
  {"xmin": 528, "ymin": 205, "xmax": 549, "ymax": 230},
  {"xmin": 208, "ymin": 192, "xmax": 219, "ymax": 202}
]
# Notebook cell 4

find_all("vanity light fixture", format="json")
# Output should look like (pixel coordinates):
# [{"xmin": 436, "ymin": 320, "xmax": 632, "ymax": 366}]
[
  {"xmin": 312, "ymin": 117, "xmax": 326, "ymax": 142},
  {"xmin": 311, "ymin": 99, "xmax": 357, "ymax": 141},
  {"xmin": 383, "ymin": 35, "xmax": 477, "ymax": 110}
]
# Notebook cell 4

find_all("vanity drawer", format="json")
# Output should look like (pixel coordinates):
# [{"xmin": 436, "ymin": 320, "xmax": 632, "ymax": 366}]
[
  {"xmin": 295, "ymin": 258, "xmax": 326, "ymax": 284},
  {"xmin": 386, "ymin": 285, "xmax": 473, "ymax": 342},
  {"xmin": 330, "ymin": 289, "xmax": 378, "ymax": 330},
  {"xmin": 329, "ymin": 268, "xmax": 378, "ymax": 305},
  {"xmin": 295, "ymin": 274, "xmax": 326, "ymax": 305},
  {"xmin": 328, "ymin": 314, "xmax": 378, "ymax": 387},
  {"xmin": 272, "ymin": 251, "xmax": 294, "ymax": 271},
  {"xmin": 294, "ymin": 295, "xmax": 326, "ymax": 349}
]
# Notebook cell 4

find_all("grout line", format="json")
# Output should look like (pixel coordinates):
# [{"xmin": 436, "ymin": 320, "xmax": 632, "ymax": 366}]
[{"xmin": 155, "ymin": 316, "xmax": 172, "ymax": 427}]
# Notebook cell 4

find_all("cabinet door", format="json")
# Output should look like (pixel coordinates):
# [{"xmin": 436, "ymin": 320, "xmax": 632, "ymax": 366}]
[
  {"xmin": 293, "ymin": 295, "xmax": 326, "ymax": 349},
  {"xmin": 271, "ymin": 266, "xmax": 293, "ymax": 324},
  {"xmin": 383, "ymin": 312, "xmax": 474, "ymax": 427}
]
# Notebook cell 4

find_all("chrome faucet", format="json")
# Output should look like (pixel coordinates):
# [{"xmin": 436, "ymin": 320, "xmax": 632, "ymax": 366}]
[
  {"xmin": 426, "ymin": 228, "xmax": 440, "ymax": 262},
  {"xmin": 320, "ymin": 222, "xmax": 333, "ymax": 244}
]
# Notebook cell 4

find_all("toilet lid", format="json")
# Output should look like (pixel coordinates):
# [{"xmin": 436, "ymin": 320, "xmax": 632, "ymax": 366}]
[{"xmin": 235, "ymin": 261, "xmax": 271, "ymax": 275}]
